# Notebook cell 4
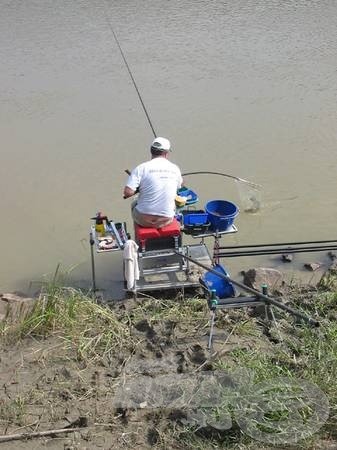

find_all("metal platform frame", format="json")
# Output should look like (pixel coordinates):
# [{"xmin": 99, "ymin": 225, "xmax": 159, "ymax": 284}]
[
  {"xmin": 133, "ymin": 243, "xmax": 212, "ymax": 293},
  {"xmin": 129, "ymin": 225, "xmax": 239, "ymax": 294},
  {"xmin": 89, "ymin": 224, "xmax": 238, "ymax": 295}
]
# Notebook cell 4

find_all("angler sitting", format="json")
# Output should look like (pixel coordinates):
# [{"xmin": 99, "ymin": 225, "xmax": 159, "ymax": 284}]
[{"xmin": 123, "ymin": 137, "xmax": 183, "ymax": 229}]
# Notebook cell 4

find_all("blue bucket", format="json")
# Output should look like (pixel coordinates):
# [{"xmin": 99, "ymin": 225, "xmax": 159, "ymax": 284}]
[
  {"xmin": 205, "ymin": 200, "xmax": 239, "ymax": 231},
  {"xmin": 201, "ymin": 264, "xmax": 235, "ymax": 299}
]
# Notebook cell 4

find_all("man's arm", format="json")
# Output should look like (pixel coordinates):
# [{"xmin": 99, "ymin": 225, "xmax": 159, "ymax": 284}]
[
  {"xmin": 123, "ymin": 186, "xmax": 136, "ymax": 199},
  {"xmin": 123, "ymin": 165, "xmax": 141, "ymax": 198}
]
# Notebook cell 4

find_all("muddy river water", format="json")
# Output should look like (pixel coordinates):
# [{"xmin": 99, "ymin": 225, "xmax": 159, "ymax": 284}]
[{"xmin": 1, "ymin": 0, "xmax": 337, "ymax": 296}]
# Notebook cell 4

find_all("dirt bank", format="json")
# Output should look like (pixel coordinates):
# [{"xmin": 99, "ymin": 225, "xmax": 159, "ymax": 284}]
[{"xmin": 1, "ymin": 282, "xmax": 337, "ymax": 449}]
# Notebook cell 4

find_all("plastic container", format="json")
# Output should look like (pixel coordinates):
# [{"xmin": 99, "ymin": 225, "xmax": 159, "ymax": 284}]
[
  {"xmin": 92, "ymin": 212, "xmax": 106, "ymax": 237},
  {"xmin": 201, "ymin": 264, "xmax": 235, "ymax": 299},
  {"xmin": 175, "ymin": 195, "xmax": 188, "ymax": 208},
  {"xmin": 205, "ymin": 200, "xmax": 239, "ymax": 231},
  {"xmin": 177, "ymin": 187, "xmax": 199, "ymax": 205},
  {"xmin": 182, "ymin": 210, "xmax": 210, "ymax": 235}
]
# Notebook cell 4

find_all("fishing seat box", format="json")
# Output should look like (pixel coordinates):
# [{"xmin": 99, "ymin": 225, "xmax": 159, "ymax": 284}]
[{"xmin": 134, "ymin": 218, "xmax": 182, "ymax": 251}]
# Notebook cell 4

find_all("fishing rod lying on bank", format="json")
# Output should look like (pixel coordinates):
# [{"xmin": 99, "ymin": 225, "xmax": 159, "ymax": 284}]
[
  {"xmin": 175, "ymin": 251, "xmax": 320, "ymax": 328},
  {"xmin": 213, "ymin": 239, "xmax": 337, "ymax": 258}
]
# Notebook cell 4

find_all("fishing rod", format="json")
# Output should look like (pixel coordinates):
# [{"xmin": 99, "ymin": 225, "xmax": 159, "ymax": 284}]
[
  {"xmin": 217, "ymin": 238, "xmax": 337, "ymax": 249},
  {"xmin": 216, "ymin": 246, "xmax": 337, "ymax": 258},
  {"xmin": 214, "ymin": 239, "xmax": 337, "ymax": 258},
  {"xmin": 102, "ymin": 3, "xmax": 157, "ymax": 137}
]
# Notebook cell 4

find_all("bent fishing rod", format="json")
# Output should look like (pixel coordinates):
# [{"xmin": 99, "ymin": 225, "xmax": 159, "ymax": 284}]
[{"xmin": 103, "ymin": 6, "xmax": 259, "ymax": 188}]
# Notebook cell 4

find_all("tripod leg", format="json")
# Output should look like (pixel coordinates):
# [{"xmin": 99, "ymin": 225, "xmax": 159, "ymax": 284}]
[
  {"xmin": 90, "ymin": 231, "xmax": 97, "ymax": 293},
  {"xmin": 269, "ymin": 306, "xmax": 283, "ymax": 343},
  {"xmin": 208, "ymin": 310, "xmax": 216, "ymax": 350},
  {"xmin": 264, "ymin": 304, "xmax": 274, "ymax": 321}
]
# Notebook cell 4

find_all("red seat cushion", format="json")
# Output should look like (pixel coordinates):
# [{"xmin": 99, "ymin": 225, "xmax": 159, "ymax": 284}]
[
  {"xmin": 135, "ymin": 224, "xmax": 161, "ymax": 241},
  {"xmin": 157, "ymin": 218, "xmax": 181, "ymax": 237},
  {"xmin": 135, "ymin": 218, "xmax": 181, "ymax": 242}
]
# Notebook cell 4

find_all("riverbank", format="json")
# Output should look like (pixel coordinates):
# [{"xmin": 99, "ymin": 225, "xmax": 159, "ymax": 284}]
[{"xmin": 1, "ymin": 268, "xmax": 337, "ymax": 449}]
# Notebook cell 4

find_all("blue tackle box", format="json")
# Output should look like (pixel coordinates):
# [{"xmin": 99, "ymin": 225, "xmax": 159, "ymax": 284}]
[{"xmin": 182, "ymin": 210, "xmax": 210, "ymax": 235}]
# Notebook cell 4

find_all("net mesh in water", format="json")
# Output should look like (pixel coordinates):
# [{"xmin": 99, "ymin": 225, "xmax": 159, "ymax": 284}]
[{"xmin": 235, "ymin": 179, "xmax": 262, "ymax": 213}]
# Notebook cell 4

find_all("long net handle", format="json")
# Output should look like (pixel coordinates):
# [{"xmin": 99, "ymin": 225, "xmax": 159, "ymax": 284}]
[{"xmin": 182, "ymin": 171, "xmax": 261, "ymax": 189}]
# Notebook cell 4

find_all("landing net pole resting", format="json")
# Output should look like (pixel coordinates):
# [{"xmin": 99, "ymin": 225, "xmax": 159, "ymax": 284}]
[
  {"xmin": 175, "ymin": 251, "xmax": 319, "ymax": 327},
  {"xmin": 103, "ymin": 2, "xmax": 157, "ymax": 137},
  {"xmin": 182, "ymin": 171, "xmax": 261, "ymax": 188}
]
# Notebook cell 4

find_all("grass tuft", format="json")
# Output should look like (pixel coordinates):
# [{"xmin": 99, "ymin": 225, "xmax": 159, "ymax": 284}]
[{"xmin": 2, "ymin": 285, "xmax": 134, "ymax": 363}]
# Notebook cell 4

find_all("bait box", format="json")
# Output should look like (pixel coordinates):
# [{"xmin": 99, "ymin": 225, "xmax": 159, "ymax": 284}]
[
  {"xmin": 182, "ymin": 210, "xmax": 210, "ymax": 235},
  {"xmin": 177, "ymin": 187, "xmax": 199, "ymax": 205},
  {"xmin": 91, "ymin": 226, "xmax": 121, "ymax": 252}
]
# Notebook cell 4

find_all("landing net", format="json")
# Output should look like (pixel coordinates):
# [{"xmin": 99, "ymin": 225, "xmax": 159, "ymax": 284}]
[{"xmin": 235, "ymin": 179, "xmax": 262, "ymax": 213}]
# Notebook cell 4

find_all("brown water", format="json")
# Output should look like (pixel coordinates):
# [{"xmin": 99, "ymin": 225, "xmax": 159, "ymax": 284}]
[{"xmin": 1, "ymin": 0, "xmax": 337, "ymax": 296}]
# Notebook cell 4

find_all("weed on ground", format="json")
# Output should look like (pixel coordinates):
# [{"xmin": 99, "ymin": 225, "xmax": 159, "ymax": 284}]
[{"xmin": 1, "ymin": 277, "xmax": 337, "ymax": 449}]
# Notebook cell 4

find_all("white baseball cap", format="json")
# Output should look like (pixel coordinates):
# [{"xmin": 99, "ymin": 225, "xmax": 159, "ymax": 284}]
[{"xmin": 151, "ymin": 137, "xmax": 171, "ymax": 152}]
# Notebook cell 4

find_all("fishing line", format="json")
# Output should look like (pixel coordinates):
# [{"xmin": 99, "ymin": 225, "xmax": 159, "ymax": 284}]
[{"xmin": 102, "ymin": 2, "xmax": 157, "ymax": 137}]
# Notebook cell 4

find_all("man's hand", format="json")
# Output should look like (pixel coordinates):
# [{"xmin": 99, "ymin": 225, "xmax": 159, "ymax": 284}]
[{"xmin": 123, "ymin": 186, "xmax": 136, "ymax": 199}]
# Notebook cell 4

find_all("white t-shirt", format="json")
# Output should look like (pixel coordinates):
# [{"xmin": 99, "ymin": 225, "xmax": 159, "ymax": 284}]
[{"xmin": 127, "ymin": 157, "xmax": 183, "ymax": 217}]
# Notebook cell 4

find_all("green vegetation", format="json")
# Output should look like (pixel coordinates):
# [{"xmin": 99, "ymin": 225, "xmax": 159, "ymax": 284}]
[
  {"xmin": 1, "ymin": 272, "xmax": 337, "ymax": 449},
  {"xmin": 1, "ymin": 286, "xmax": 134, "ymax": 363}
]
